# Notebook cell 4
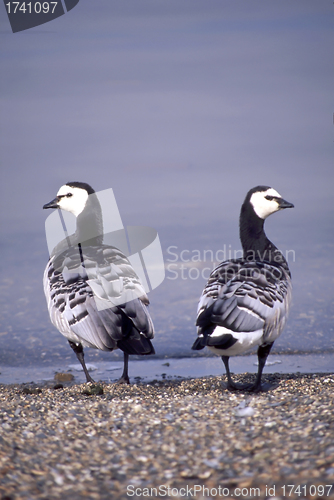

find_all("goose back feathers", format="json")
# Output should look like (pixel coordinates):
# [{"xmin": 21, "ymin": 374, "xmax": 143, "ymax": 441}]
[
  {"xmin": 192, "ymin": 186, "xmax": 294, "ymax": 392},
  {"xmin": 43, "ymin": 182, "xmax": 155, "ymax": 384}
]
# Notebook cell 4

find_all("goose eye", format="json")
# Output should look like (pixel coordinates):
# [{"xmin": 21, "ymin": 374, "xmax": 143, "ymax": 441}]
[
  {"xmin": 265, "ymin": 195, "xmax": 274, "ymax": 201},
  {"xmin": 66, "ymin": 193, "xmax": 73, "ymax": 198}
]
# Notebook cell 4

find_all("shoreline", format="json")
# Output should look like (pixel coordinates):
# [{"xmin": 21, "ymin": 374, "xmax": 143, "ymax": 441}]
[
  {"xmin": 0, "ymin": 352, "xmax": 333, "ymax": 386},
  {"xmin": 0, "ymin": 373, "xmax": 333, "ymax": 499}
]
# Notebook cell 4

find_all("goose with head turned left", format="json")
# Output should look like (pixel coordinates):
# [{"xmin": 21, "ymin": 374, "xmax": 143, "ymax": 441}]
[
  {"xmin": 43, "ymin": 181, "xmax": 155, "ymax": 384},
  {"xmin": 192, "ymin": 186, "xmax": 294, "ymax": 392}
]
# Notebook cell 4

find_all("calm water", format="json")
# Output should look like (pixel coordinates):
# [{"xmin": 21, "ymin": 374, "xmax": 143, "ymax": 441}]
[
  {"xmin": 0, "ymin": 209, "xmax": 333, "ymax": 371},
  {"xmin": 0, "ymin": 1, "xmax": 333, "ymax": 376}
]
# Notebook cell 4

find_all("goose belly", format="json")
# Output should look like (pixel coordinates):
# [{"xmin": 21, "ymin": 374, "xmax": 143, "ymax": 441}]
[{"xmin": 207, "ymin": 326, "xmax": 264, "ymax": 357}]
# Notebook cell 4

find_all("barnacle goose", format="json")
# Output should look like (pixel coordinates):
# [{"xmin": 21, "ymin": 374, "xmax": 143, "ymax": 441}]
[
  {"xmin": 192, "ymin": 186, "xmax": 294, "ymax": 392},
  {"xmin": 43, "ymin": 182, "xmax": 155, "ymax": 384}
]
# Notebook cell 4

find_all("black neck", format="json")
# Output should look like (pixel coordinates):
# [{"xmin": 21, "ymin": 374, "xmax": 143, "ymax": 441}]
[{"xmin": 239, "ymin": 203, "xmax": 288, "ymax": 270}]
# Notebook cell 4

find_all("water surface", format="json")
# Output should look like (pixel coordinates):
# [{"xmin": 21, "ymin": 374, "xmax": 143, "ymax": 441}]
[{"xmin": 0, "ymin": 1, "xmax": 333, "ymax": 380}]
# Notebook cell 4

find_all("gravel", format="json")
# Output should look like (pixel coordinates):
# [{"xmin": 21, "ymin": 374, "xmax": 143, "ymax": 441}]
[{"xmin": 0, "ymin": 373, "xmax": 333, "ymax": 500}]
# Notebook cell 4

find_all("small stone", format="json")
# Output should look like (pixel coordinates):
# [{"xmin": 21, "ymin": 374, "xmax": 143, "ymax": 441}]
[
  {"xmin": 198, "ymin": 471, "xmax": 212, "ymax": 479},
  {"xmin": 22, "ymin": 387, "xmax": 42, "ymax": 395},
  {"xmin": 54, "ymin": 372, "xmax": 74, "ymax": 382},
  {"xmin": 53, "ymin": 383, "xmax": 64, "ymax": 390},
  {"xmin": 264, "ymin": 421, "xmax": 277, "ymax": 427},
  {"xmin": 202, "ymin": 459, "xmax": 219, "ymax": 469},
  {"xmin": 235, "ymin": 407, "xmax": 255, "ymax": 417},
  {"xmin": 82, "ymin": 384, "xmax": 104, "ymax": 396}
]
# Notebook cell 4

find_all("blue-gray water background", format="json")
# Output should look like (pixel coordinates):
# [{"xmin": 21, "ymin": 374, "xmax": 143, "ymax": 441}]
[{"xmin": 0, "ymin": 1, "xmax": 333, "ymax": 374}]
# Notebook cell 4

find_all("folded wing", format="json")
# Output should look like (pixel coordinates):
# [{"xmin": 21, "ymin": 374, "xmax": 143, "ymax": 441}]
[
  {"xmin": 193, "ymin": 259, "xmax": 291, "ymax": 350},
  {"xmin": 44, "ymin": 243, "xmax": 154, "ymax": 354}
]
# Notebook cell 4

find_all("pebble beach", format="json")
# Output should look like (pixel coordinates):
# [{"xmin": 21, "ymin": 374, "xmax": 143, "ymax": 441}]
[{"xmin": 0, "ymin": 373, "xmax": 333, "ymax": 500}]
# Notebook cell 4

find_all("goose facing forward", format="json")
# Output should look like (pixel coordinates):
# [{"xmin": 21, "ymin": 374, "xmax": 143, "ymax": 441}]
[
  {"xmin": 43, "ymin": 182, "xmax": 155, "ymax": 384},
  {"xmin": 192, "ymin": 186, "xmax": 294, "ymax": 392}
]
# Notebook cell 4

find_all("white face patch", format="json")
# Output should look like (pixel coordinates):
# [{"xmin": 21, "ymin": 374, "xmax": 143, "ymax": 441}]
[
  {"xmin": 250, "ymin": 188, "xmax": 282, "ymax": 219},
  {"xmin": 56, "ymin": 185, "xmax": 89, "ymax": 216}
]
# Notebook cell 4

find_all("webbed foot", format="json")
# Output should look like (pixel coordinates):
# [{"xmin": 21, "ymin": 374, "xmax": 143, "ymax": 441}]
[{"xmin": 115, "ymin": 375, "xmax": 130, "ymax": 385}]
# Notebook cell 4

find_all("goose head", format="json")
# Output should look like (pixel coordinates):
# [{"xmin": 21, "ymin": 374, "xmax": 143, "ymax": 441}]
[
  {"xmin": 247, "ymin": 186, "xmax": 294, "ymax": 220},
  {"xmin": 43, "ymin": 182, "xmax": 95, "ymax": 217}
]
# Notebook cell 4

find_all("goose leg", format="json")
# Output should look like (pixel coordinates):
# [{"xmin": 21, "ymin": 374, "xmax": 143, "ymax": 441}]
[
  {"xmin": 222, "ymin": 356, "xmax": 236, "ymax": 389},
  {"xmin": 116, "ymin": 352, "xmax": 130, "ymax": 384},
  {"xmin": 68, "ymin": 341, "xmax": 95, "ymax": 383},
  {"xmin": 248, "ymin": 342, "xmax": 276, "ymax": 393},
  {"xmin": 221, "ymin": 356, "xmax": 253, "ymax": 391}
]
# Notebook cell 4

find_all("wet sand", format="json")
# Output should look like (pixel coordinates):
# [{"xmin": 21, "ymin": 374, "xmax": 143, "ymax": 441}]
[{"xmin": 0, "ymin": 373, "xmax": 333, "ymax": 500}]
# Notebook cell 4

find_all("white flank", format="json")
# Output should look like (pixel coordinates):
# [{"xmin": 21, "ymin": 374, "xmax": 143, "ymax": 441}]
[{"xmin": 208, "ymin": 326, "xmax": 264, "ymax": 356}]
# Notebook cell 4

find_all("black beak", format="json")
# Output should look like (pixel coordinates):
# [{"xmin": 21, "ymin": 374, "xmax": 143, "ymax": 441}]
[
  {"xmin": 278, "ymin": 198, "xmax": 294, "ymax": 209},
  {"xmin": 43, "ymin": 196, "xmax": 60, "ymax": 210}
]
